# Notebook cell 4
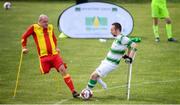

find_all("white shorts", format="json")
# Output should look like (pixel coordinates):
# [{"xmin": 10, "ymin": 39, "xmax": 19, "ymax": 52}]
[{"xmin": 95, "ymin": 60, "xmax": 118, "ymax": 77}]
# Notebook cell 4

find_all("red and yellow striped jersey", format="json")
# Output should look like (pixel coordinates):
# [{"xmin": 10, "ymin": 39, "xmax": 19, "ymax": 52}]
[{"xmin": 21, "ymin": 24, "xmax": 58, "ymax": 57}]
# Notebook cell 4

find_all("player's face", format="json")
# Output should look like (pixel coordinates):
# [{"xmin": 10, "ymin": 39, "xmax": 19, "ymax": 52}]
[
  {"xmin": 39, "ymin": 17, "xmax": 48, "ymax": 28},
  {"xmin": 111, "ymin": 25, "xmax": 118, "ymax": 37}
]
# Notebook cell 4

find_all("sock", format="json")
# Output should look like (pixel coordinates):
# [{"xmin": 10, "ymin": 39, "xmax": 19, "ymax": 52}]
[
  {"xmin": 153, "ymin": 25, "xmax": 159, "ymax": 38},
  {"xmin": 63, "ymin": 74, "xmax": 75, "ymax": 93},
  {"xmin": 97, "ymin": 78, "xmax": 107, "ymax": 89},
  {"xmin": 166, "ymin": 24, "xmax": 173, "ymax": 39},
  {"xmin": 87, "ymin": 79, "xmax": 97, "ymax": 89}
]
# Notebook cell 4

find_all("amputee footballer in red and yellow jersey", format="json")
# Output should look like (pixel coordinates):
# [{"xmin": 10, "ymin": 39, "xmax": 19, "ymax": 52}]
[
  {"xmin": 21, "ymin": 14, "xmax": 79, "ymax": 98},
  {"xmin": 22, "ymin": 23, "xmax": 65, "ymax": 73}
]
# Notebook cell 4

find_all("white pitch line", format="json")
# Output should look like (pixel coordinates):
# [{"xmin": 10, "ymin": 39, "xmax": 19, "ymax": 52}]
[
  {"xmin": 94, "ymin": 79, "xmax": 180, "ymax": 92},
  {"xmin": 53, "ymin": 98, "xmax": 73, "ymax": 105},
  {"xmin": 53, "ymin": 79, "xmax": 180, "ymax": 104}
]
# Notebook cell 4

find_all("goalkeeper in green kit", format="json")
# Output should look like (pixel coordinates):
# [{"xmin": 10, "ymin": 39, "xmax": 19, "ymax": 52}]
[{"xmin": 151, "ymin": 0, "xmax": 177, "ymax": 42}]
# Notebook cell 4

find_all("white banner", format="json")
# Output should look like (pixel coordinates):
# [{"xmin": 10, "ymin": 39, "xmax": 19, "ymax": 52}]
[{"xmin": 58, "ymin": 2, "xmax": 134, "ymax": 38}]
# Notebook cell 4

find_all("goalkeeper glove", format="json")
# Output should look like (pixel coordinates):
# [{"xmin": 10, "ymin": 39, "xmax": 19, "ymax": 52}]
[{"xmin": 122, "ymin": 55, "xmax": 133, "ymax": 64}]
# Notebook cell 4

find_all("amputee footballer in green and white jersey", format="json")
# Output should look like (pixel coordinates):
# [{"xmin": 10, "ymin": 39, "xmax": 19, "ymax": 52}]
[
  {"xmin": 85, "ymin": 23, "xmax": 137, "ymax": 90},
  {"xmin": 95, "ymin": 33, "xmax": 135, "ymax": 78}
]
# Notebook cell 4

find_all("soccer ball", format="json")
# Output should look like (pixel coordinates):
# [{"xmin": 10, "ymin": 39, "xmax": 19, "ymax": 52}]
[
  {"xmin": 80, "ymin": 89, "xmax": 93, "ymax": 100},
  {"xmin": 3, "ymin": 2, "xmax": 11, "ymax": 10}
]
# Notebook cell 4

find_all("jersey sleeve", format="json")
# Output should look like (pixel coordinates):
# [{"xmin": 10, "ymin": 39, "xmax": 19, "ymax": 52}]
[
  {"xmin": 21, "ymin": 25, "xmax": 34, "ymax": 47},
  {"xmin": 121, "ymin": 36, "xmax": 135, "ymax": 47}
]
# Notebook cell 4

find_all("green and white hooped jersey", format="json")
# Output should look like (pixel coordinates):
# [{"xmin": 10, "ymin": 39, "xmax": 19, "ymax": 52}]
[{"xmin": 105, "ymin": 35, "xmax": 134, "ymax": 65}]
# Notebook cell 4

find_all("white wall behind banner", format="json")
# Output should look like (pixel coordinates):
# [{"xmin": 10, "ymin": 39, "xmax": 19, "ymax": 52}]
[{"xmin": 58, "ymin": 2, "xmax": 134, "ymax": 38}]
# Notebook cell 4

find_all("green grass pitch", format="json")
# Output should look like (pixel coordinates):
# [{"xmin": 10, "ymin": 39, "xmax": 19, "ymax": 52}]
[{"xmin": 0, "ymin": 1, "xmax": 180, "ymax": 104}]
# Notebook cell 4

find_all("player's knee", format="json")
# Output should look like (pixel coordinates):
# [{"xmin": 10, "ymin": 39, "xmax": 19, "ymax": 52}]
[
  {"xmin": 153, "ymin": 18, "xmax": 158, "ymax": 25},
  {"xmin": 166, "ymin": 18, "xmax": 171, "ymax": 24},
  {"xmin": 90, "ymin": 71, "xmax": 99, "ymax": 80},
  {"xmin": 154, "ymin": 23, "xmax": 158, "ymax": 25},
  {"xmin": 58, "ymin": 65, "xmax": 67, "ymax": 76}
]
